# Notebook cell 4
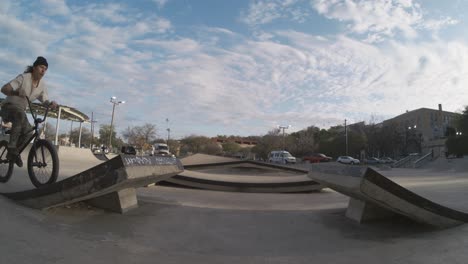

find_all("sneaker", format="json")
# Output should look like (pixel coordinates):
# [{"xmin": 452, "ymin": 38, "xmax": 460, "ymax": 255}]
[
  {"xmin": 15, "ymin": 156, "xmax": 23, "ymax": 167},
  {"xmin": 6, "ymin": 152, "xmax": 15, "ymax": 161},
  {"xmin": 6, "ymin": 152, "xmax": 22, "ymax": 167}
]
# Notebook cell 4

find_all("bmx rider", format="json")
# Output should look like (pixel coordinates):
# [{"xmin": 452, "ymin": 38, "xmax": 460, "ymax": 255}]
[{"xmin": 1, "ymin": 56, "xmax": 58, "ymax": 167}]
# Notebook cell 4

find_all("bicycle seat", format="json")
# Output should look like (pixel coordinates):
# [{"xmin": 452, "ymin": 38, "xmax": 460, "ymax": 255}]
[{"xmin": 1, "ymin": 121, "xmax": 12, "ymax": 129}]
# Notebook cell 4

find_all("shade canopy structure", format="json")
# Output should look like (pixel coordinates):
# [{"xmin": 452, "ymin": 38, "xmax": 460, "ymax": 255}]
[
  {"xmin": 0, "ymin": 98, "xmax": 90, "ymax": 122},
  {"xmin": 0, "ymin": 98, "xmax": 91, "ymax": 147}
]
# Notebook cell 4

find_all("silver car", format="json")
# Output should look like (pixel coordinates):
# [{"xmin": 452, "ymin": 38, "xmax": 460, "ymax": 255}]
[{"xmin": 337, "ymin": 156, "xmax": 360, "ymax": 165}]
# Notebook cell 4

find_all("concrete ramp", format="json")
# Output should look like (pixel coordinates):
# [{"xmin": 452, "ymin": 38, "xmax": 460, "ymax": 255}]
[
  {"xmin": 57, "ymin": 146, "xmax": 101, "ymax": 163},
  {"xmin": 1, "ymin": 155, "xmax": 183, "ymax": 213},
  {"xmin": 180, "ymin": 153, "xmax": 241, "ymax": 166},
  {"xmin": 308, "ymin": 164, "xmax": 468, "ymax": 228},
  {"xmin": 165, "ymin": 160, "xmax": 323, "ymax": 193},
  {"xmin": 93, "ymin": 153, "xmax": 109, "ymax": 161}
]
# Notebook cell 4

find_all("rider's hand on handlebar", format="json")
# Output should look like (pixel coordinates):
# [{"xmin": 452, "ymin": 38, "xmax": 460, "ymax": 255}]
[
  {"xmin": 15, "ymin": 88, "xmax": 26, "ymax": 98},
  {"xmin": 50, "ymin": 101, "xmax": 58, "ymax": 110}
]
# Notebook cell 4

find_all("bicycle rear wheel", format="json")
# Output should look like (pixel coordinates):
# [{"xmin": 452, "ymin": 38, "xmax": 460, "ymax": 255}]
[
  {"xmin": 0, "ymin": 140, "xmax": 14, "ymax": 183},
  {"xmin": 27, "ymin": 140, "xmax": 59, "ymax": 188}
]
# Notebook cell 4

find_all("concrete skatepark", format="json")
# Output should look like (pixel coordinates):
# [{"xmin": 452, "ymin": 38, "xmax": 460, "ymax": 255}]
[{"xmin": 1, "ymin": 149, "xmax": 468, "ymax": 263}]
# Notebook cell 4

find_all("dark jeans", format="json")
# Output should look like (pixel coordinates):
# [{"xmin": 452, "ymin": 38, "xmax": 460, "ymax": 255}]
[{"xmin": 1, "ymin": 103, "xmax": 32, "ymax": 156}]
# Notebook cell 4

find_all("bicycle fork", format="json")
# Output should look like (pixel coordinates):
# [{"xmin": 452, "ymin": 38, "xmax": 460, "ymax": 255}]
[{"xmin": 30, "ymin": 141, "xmax": 48, "ymax": 168}]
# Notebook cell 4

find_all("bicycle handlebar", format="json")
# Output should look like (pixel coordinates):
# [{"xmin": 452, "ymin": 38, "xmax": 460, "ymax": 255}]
[{"xmin": 25, "ymin": 96, "xmax": 51, "ymax": 124}]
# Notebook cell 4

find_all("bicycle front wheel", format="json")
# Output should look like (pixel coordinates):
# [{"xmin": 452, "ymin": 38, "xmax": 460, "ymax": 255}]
[
  {"xmin": 0, "ymin": 140, "xmax": 14, "ymax": 183},
  {"xmin": 27, "ymin": 140, "xmax": 59, "ymax": 188}
]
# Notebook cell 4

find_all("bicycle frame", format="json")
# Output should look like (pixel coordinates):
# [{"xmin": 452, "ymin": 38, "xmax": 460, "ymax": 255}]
[{"xmin": 16, "ymin": 97, "xmax": 51, "ymax": 156}]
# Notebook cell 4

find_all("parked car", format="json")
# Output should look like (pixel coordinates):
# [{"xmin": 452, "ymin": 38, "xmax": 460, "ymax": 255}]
[
  {"xmin": 380, "ymin": 157, "xmax": 396, "ymax": 164},
  {"xmin": 121, "ymin": 146, "xmax": 137, "ymax": 155},
  {"xmin": 268, "ymin": 150, "xmax": 296, "ymax": 164},
  {"xmin": 337, "ymin": 156, "xmax": 360, "ymax": 165},
  {"xmin": 302, "ymin": 153, "xmax": 332, "ymax": 163},
  {"xmin": 364, "ymin": 157, "xmax": 383, "ymax": 165}
]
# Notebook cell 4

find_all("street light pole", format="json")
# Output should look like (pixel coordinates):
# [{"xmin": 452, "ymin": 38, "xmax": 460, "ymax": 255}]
[
  {"xmin": 108, "ymin": 96, "xmax": 125, "ymax": 151},
  {"xmin": 166, "ymin": 118, "xmax": 170, "ymax": 142},
  {"xmin": 90, "ymin": 111, "xmax": 97, "ymax": 149}
]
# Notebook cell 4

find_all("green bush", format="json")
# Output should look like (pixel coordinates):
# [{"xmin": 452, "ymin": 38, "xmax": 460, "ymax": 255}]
[{"xmin": 446, "ymin": 136, "xmax": 468, "ymax": 156}]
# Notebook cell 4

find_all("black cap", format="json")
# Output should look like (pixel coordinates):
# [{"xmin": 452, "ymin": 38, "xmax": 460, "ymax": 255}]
[{"xmin": 33, "ymin": 56, "xmax": 48, "ymax": 68}]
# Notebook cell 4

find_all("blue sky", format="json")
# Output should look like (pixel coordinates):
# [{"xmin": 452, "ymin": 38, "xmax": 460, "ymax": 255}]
[{"xmin": 1, "ymin": 0, "xmax": 467, "ymax": 139}]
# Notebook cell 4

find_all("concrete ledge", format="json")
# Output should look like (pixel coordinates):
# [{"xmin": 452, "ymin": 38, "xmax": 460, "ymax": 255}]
[
  {"xmin": 308, "ymin": 164, "xmax": 468, "ymax": 228},
  {"xmin": 346, "ymin": 198, "xmax": 395, "ymax": 223},
  {"xmin": 1, "ymin": 155, "xmax": 183, "ymax": 213},
  {"xmin": 87, "ymin": 188, "xmax": 138, "ymax": 213}
]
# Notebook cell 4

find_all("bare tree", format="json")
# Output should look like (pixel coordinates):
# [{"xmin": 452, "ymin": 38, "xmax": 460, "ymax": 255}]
[
  {"xmin": 251, "ymin": 129, "xmax": 283, "ymax": 159},
  {"xmin": 289, "ymin": 126, "xmax": 319, "ymax": 157},
  {"xmin": 179, "ymin": 135, "xmax": 221, "ymax": 156},
  {"xmin": 122, "ymin": 123, "xmax": 158, "ymax": 151},
  {"xmin": 40, "ymin": 122, "xmax": 56, "ymax": 141}
]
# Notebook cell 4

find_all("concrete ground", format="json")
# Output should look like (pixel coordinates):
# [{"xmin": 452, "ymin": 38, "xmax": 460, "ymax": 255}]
[
  {"xmin": 1, "ymin": 154, "xmax": 468, "ymax": 263},
  {"xmin": 0, "ymin": 146, "xmax": 103, "ymax": 192}
]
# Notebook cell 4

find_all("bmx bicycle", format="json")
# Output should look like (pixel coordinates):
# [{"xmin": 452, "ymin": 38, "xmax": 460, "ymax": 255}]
[{"xmin": 0, "ymin": 97, "xmax": 59, "ymax": 188}]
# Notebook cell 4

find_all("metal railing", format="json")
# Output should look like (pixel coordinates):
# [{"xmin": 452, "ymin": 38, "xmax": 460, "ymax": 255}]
[
  {"xmin": 392, "ymin": 152, "xmax": 433, "ymax": 168},
  {"xmin": 413, "ymin": 152, "xmax": 433, "ymax": 168},
  {"xmin": 392, "ymin": 155, "xmax": 413, "ymax": 168}
]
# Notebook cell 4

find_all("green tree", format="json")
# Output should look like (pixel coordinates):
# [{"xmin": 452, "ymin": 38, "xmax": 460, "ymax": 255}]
[
  {"xmin": 99, "ymin": 124, "xmax": 117, "ymax": 148},
  {"xmin": 316, "ymin": 125, "xmax": 366, "ymax": 159},
  {"xmin": 222, "ymin": 141, "xmax": 241, "ymax": 155},
  {"xmin": 316, "ymin": 126, "xmax": 343, "ymax": 159},
  {"xmin": 457, "ymin": 106, "xmax": 468, "ymax": 135},
  {"xmin": 446, "ymin": 106, "xmax": 468, "ymax": 156},
  {"xmin": 68, "ymin": 127, "xmax": 92, "ymax": 147}
]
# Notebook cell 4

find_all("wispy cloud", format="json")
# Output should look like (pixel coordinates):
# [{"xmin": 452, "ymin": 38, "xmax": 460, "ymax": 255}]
[
  {"xmin": 40, "ymin": 0, "xmax": 70, "ymax": 16},
  {"xmin": 240, "ymin": 0, "xmax": 309, "ymax": 27},
  {"xmin": 152, "ymin": 0, "xmax": 169, "ymax": 9},
  {"xmin": 313, "ymin": 0, "xmax": 422, "ymax": 42},
  {"xmin": 0, "ymin": 0, "xmax": 467, "ymax": 138},
  {"xmin": 419, "ymin": 16, "xmax": 459, "ymax": 32},
  {"xmin": 312, "ymin": 0, "xmax": 459, "ymax": 43}
]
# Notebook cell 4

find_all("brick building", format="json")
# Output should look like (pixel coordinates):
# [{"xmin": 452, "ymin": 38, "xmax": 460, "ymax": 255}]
[{"xmin": 382, "ymin": 104, "xmax": 460, "ymax": 157}]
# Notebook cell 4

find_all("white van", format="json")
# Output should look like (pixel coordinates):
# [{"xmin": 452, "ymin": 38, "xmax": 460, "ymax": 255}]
[{"xmin": 268, "ymin": 150, "xmax": 296, "ymax": 164}]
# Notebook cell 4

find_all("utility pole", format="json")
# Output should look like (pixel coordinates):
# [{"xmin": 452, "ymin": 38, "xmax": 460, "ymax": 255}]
[
  {"xmin": 345, "ymin": 119, "xmax": 348, "ymax": 156},
  {"xmin": 278, "ymin": 125, "xmax": 290, "ymax": 151}
]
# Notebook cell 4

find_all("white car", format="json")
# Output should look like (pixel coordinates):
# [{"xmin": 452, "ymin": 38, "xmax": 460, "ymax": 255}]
[{"xmin": 337, "ymin": 156, "xmax": 360, "ymax": 165}]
